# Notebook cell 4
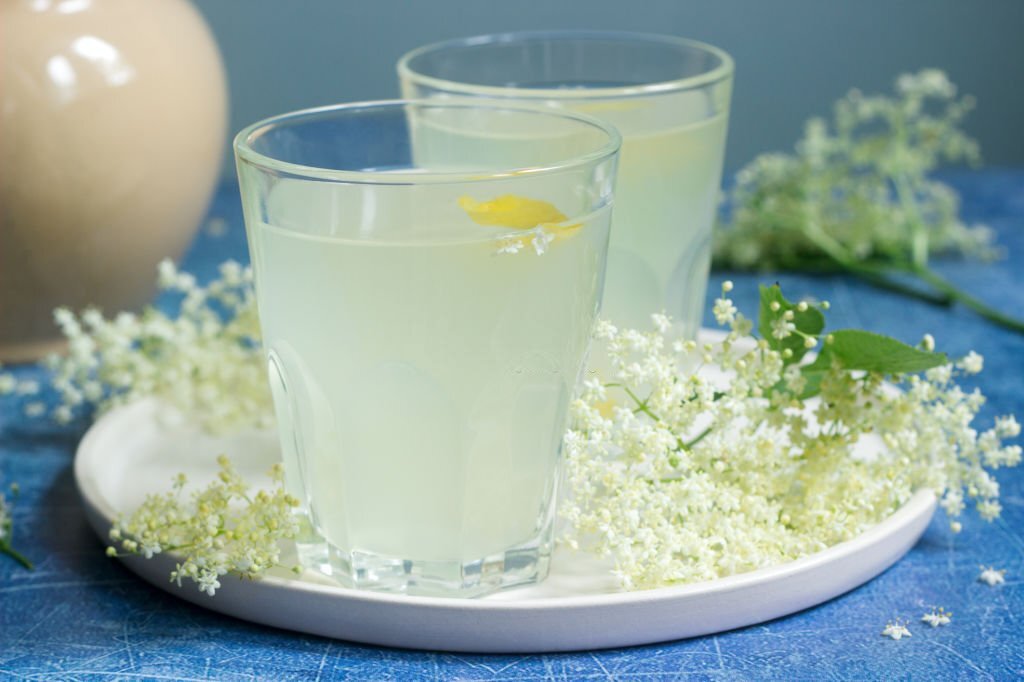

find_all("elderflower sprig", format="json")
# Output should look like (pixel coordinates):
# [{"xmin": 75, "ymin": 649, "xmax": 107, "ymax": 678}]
[
  {"xmin": 47, "ymin": 259, "xmax": 272, "ymax": 433},
  {"xmin": 714, "ymin": 69, "xmax": 1024, "ymax": 333},
  {"xmin": 0, "ymin": 483, "xmax": 32, "ymax": 570},
  {"xmin": 107, "ymin": 456, "xmax": 300, "ymax": 596},
  {"xmin": 562, "ymin": 282, "xmax": 1021, "ymax": 590}
]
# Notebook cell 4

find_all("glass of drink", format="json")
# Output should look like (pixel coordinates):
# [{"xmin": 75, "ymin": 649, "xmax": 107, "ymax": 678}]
[
  {"xmin": 399, "ymin": 31, "xmax": 733, "ymax": 337},
  {"xmin": 234, "ymin": 101, "xmax": 619, "ymax": 597}
]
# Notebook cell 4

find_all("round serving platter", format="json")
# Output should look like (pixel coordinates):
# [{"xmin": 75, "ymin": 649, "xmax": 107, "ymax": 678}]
[{"xmin": 75, "ymin": 395, "xmax": 936, "ymax": 654}]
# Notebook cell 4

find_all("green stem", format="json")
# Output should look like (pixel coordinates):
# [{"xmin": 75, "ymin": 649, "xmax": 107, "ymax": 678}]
[
  {"xmin": 623, "ymin": 386, "xmax": 660, "ymax": 421},
  {"xmin": 911, "ymin": 265, "xmax": 1024, "ymax": 334},
  {"xmin": 1, "ymin": 543, "xmax": 33, "ymax": 570},
  {"xmin": 848, "ymin": 267, "xmax": 953, "ymax": 306},
  {"xmin": 801, "ymin": 214, "xmax": 1020, "ymax": 331},
  {"xmin": 682, "ymin": 427, "xmax": 713, "ymax": 451},
  {"xmin": 894, "ymin": 174, "xmax": 929, "ymax": 269},
  {"xmin": 800, "ymin": 225, "xmax": 952, "ymax": 306}
]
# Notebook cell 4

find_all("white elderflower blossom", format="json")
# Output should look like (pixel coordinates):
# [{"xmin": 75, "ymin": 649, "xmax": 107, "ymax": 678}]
[
  {"xmin": 108, "ymin": 456, "xmax": 300, "ymax": 596},
  {"xmin": 882, "ymin": 620, "xmax": 912, "ymax": 640},
  {"xmin": 712, "ymin": 296, "xmax": 738, "ymax": 326},
  {"xmin": 1, "ymin": 374, "xmax": 40, "ymax": 402},
  {"xmin": 921, "ymin": 608, "xmax": 952, "ymax": 627},
  {"xmin": 14, "ymin": 380, "xmax": 39, "ymax": 396},
  {"xmin": 23, "ymin": 402, "xmax": 45, "ymax": 418},
  {"xmin": 45, "ymin": 259, "xmax": 272, "ymax": 433},
  {"xmin": 994, "ymin": 415, "xmax": 1021, "ymax": 439},
  {"xmin": 651, "ymin": 313, "xmax": 672, "ymax": 335},
  {"xmin": 714, "ymin": 70, "xmax": 1024, "ymax": 333},
  {"xmin": 978, "ymin": 566, "xmax": 1006, "ymax": 586},
  {"xmin": 897, "ymin": 69, "xmax": 955, "ymax": 99},
  {"xmin": 958, "ymin": 351, "xmax": 984, "ymax": 374},
  {"xmin": 771, "ymin": 316, "xmax": 796, "ymax": 340},
  {"xmin": 562, "ymin": 286, "xmax": 1020, "ymax": 590}
]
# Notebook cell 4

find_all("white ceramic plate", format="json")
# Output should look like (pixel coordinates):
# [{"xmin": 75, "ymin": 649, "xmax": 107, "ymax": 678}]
[{"xmin": 75, "ymin": 397, "xmax": 936, "ymax": 653}]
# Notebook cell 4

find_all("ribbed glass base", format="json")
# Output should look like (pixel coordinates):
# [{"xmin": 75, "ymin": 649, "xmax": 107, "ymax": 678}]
[{"xmin": 296, "ymin": 524, "xmax": 553, "ymax": 598}]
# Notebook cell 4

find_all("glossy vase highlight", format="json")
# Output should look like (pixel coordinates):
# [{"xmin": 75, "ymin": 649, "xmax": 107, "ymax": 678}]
[{"xmin": 0, "ymin": 0, "xmax": 227, "ymax": 361}]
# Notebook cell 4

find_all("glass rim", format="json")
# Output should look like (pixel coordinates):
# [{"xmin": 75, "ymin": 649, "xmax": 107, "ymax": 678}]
[
  {"xmin": 397, "ymin": 30, "xmax": 734, "ymax": 100},
  {"xmin": 233, "ymin": 99, "xmax": 621, "ymax": 185}
]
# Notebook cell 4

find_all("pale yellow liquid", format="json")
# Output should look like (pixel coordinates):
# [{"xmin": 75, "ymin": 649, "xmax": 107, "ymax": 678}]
[
  {"xmin": 600, "ymin": 113, "xmax": 729, "ymax": 334},
  {"xmin": 250, "ymin": 206, "xmax": 609, "ymax": 563},
  {"xmin": 399, "ymin": 85, "xmax": 730, "ymax": 336}
]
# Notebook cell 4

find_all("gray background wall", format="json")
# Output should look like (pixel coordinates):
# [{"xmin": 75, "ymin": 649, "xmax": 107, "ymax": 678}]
[{"xmin": 192, "ymin": 0, "xmax": 1024, "ymax": 179}]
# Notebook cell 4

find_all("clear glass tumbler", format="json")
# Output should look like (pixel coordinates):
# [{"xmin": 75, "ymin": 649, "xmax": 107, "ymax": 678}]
[
  {"xmin": 399, "ymin": 31, "xmax": 733, "ymax": 337},
  {"xmin": 234, "ymin": 101, "xmax": 619, "ymax": 597}
]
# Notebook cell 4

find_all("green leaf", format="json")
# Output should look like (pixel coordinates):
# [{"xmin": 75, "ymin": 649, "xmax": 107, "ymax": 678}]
[
  {"xmin": 825, "ymin": 329, "xmax": 947, "ymax": 374},
  {"xmin": 758, "ymin": 284, "xmax": 825, "ymax": 364}
]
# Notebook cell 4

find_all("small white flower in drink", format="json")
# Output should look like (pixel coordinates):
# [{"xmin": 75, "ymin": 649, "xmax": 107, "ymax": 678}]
[
  {"xmin": 881, "ymin": 620, "xmax": 912, "ymax": 640},
  {"xmin": 978, "ymin": 566, "xmax": 1006, "ymax": 586},
  {"xmin": 921, "ymin": 608, "xmax": 952, "ymax": 627},
  {"xmin": 531, "ymin": 229, "xmax": 555, "ymax": 255},
  {"xmin": 495, "ymin": 239, "xmax": 523, "ymax": 255}
]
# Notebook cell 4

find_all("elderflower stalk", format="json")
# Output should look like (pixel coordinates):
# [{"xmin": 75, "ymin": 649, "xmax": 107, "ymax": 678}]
[{"xmin": 715, "ymin": 69, "xmax": 1024, "ymax": 333}]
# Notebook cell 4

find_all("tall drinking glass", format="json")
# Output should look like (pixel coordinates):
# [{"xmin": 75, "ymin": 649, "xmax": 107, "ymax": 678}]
[
  {"xmin": 399, "ymin": 31, "xmax": 733, "ymax": 337},
  {"xmin": 234, "ymin": 101, "xmax": 619, "ymax": 596}
]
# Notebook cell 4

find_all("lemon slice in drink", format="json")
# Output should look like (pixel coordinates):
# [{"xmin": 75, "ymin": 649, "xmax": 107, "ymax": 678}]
[{"xmin": 458, "ymin": 195, "xmax": 582, "ymax": 251}]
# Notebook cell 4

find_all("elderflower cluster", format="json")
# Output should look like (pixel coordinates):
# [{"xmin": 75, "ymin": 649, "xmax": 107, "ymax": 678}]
[
  {"xmin": 562, "ymin": 285, "xmax": 1020, "ymax": 590},
  {"xmin": 47, "ymin": 260, "xmax": 272, "ymax": 433},
  {"xmin": 715, "ymin": 69, "xmax": 998, "ymax": 271},
  {"xmin": 108, "ymin": 456, "xmax": 300, "ymax": 596}
]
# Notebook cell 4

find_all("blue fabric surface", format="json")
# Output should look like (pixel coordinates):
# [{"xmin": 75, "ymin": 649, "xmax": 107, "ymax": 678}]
[{"xmin": 1, "ymin": 170, "xmax": 1021, "ymax": 680}]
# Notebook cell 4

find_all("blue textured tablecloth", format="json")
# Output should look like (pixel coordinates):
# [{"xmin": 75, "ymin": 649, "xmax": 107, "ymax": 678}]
[{"xmin": 1, "ymin": 170, "xmax": 1021, "ymax": 680}]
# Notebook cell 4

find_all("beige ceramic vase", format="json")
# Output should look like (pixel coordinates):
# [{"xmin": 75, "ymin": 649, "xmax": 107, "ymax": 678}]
[{"xmin": 0, "ymin": 0, "xmax": 226, "ymax": 361}]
